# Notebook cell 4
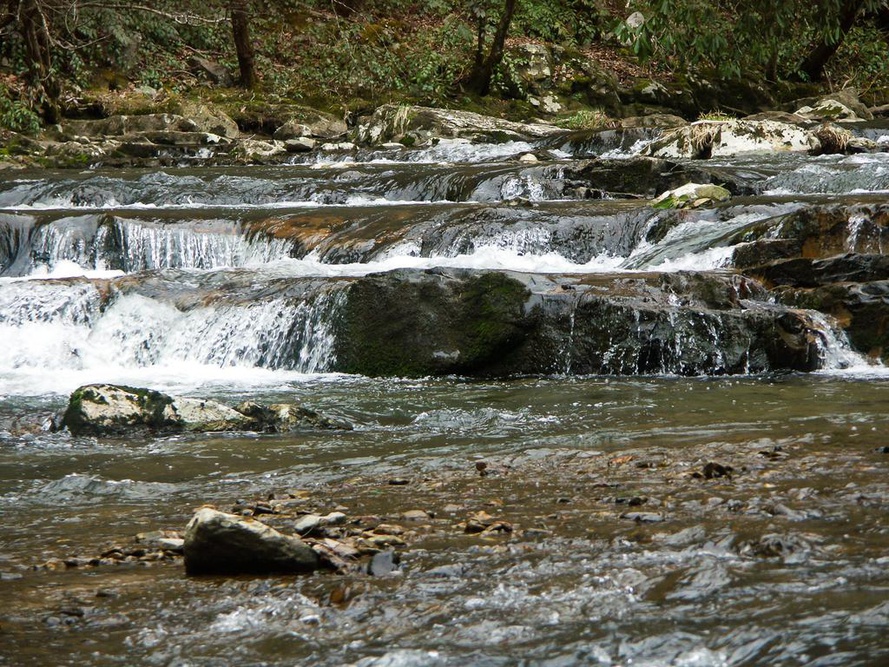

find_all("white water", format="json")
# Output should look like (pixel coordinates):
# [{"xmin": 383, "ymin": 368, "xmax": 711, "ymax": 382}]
[{"xmin": 3, "ymin": 145, "xmax": 886, "ymax": 397}]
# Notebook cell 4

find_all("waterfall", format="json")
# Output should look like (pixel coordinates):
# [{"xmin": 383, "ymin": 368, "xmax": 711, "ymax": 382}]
[
  {"xmin": 0, "ymin": 278, "xmax": 346, "ymax": 375},
  {"xmin": 115, "ymin": 220, "xmax": 293, "ymax": 271}
]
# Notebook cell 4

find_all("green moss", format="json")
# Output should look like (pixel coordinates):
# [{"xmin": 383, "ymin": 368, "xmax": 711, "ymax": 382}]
[{"xmin": 333, "ymin": 271, "xmax": 530, "ymax": 378}]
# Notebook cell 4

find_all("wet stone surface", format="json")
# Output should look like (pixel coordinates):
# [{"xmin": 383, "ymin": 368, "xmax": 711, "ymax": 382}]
[{"xmin": 4, "ymin": 377, "xmax": 888, "ymax": 666}]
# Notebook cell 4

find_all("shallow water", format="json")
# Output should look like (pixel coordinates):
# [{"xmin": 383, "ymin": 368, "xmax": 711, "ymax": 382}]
[
  {"xmin": 2, "ymin": 375, "xmax": 887, "ymax": 666},
  {"xmin": 2, "ymin": 131, "xmax": 889, "ymax": 665}
]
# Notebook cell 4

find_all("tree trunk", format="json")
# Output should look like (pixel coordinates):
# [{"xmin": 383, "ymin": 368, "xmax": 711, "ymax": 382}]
[
  {"xmin": 467, "ymin": 0, "xmax": 517, "ymax": 96},
  {"xmin": 796, "ymin": 0, "xmax": 865, "ymax": 81},
  {"xmin": 230, "ymin": 0, "xmax": 256, "ymax": 89},
  {"xmin": 19, "ymin": 0, "xmax": 60, "ymax": 123}
]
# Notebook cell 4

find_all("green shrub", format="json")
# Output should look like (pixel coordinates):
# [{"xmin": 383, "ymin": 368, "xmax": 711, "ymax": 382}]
[{"xmin": 0, "ymin": 91, "xmax": 41, "ymax": 135}]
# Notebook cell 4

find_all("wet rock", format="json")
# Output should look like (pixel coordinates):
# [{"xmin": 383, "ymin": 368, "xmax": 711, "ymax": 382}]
[
  {"xmin": 621, "ymin": 511, "xmax": 664, "ymax": 523},
  {"xmin": 355, "ymin": 104, "xmax": 563, "ymax": 146},
  {"xmin": 292, "ymin": 512, "xmax": 348, "ymax": 536},
  {"xmin": 752, "ymin": 254, "xmax": 889, "ymax": 289},
  {"xmin": 642, "ymin": 120, "xmax": 819, "ymax": 159},
  {"xmin": 652, "ymin": 182, "xmax": 731, "ymax": 209},
  {"xmin": 274, "ymin": 111, "xmax": 347, "ymax": 140},
  {"xmin": 331, "ymin": 268, "xmax": 835, "ymax": 376},
  {"xmin": 234, "ymin": 401, "xmax": 352, "ymax": 431},
  {"xmin": 62, "ymin": 384, "xmax": 253, "ymax": 436},
  {"xmin": 368, "ymin": 550, "xmax": 401, "ymax": 576},
  {"xmin": 183, "ymin": 507, "xmax": 320, "ymax": 575},
  {"xmin": 62, "ymin": 384, "xmax": 178, "ymax": 436},
  {"xmin": 693, "ymin": 462, "xmax": 734, "ymax": 480},
  {"xmin": 171, "ymin": 397, "xmax": 253, "ymax": 432},
  {"xmin": 813, "ymin": 123, "xmax": 854, "ymax": 154},
  {"xmin": 135, "ymin": 530, "xmax": 184, "ymax": 554}
]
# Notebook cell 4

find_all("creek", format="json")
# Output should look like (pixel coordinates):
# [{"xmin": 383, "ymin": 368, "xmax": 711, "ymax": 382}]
[{"xmin": 1, "ymin": 131, "xmax": 888, "ymax": 666}]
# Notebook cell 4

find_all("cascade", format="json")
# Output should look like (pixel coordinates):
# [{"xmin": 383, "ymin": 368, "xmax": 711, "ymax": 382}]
[{"xmin": 1, "ymin": 140, "xmax": 883, "ymax": 389}]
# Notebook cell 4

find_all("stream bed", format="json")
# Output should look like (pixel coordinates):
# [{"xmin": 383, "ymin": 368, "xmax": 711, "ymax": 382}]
[{"xmin": 1, "ymin": 131, "xmax": 888, "ymax": 666}]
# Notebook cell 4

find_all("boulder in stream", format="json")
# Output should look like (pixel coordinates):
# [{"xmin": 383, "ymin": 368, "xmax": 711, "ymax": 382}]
[
  {"xmin": 61, "ymin": 384, "xmax": 349, "ymax": 436},
  {"xmin": 183, "ymin": 507, "xmax": 320, "ymax": 575},
  {"xmin": 355, "ymin": 104, "xmax": 564, "ymax": 146},
  {"xmin": 331, "ymin": 268, "xmax": 833, "ymax": 376},
  {"xmin": 643, "ymin": 119, "xmax": 819, "ymax": 159}
]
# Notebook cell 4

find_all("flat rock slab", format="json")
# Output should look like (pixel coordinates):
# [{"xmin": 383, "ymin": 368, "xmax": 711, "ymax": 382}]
[{"xmin": 184, "ymin": 508, "xmax": 320, "ymax": 575}]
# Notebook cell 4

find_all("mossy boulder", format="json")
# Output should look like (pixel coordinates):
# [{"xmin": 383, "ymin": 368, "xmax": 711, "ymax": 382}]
[{"xmin": 332, "ymin": 269, "xmax": 532, "ymax": 376}]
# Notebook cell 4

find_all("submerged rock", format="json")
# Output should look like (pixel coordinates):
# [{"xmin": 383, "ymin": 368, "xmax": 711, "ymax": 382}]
[
  {"xmin": 234, "ymin": 401, "xmax": 353, "ymax": 431},
  {"xmin": 183, "ymin": 508, "xmax": 320, "ymax": 575}
]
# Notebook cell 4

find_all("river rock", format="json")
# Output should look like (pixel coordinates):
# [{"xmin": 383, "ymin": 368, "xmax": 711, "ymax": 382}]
[
  {"xmin": 793, "ymin": 89, "xmax": 873, "ymax": 122},
  {"xmin": 62, "ymin": 384, "xmax": 178, "ymax": 436},
  {"xmin": 273, "ymin": 110, "xmax": 347, "ymax": 140},
  {"xmin": 643, "ymin": 120, "xmax": 819, "ymax": 159},
  {"xmin": 183, "ymin": 507, "xmax": 320, "ymax": 575},
  {"xmin": 234, "ymin": 401, "xmax": 353, "ymax": 431},
  {"xmin": 63, "ymin": 384, "xmax": 249, "ymax": 436},
  {"xmin": 232, "ymin": 138, "xmax": 287, "ymax": 163},
  {"xmin": 65, "ymin": 114, "xmax": 198, "ymax": 138},
  {"xmin": 172, "ymin": 397, "xmax": 253, "ymax": 432},
  {"xmin": 331, "ymin": 268, "xmax": 833, "ymax": 376},
  {"xmin": 179, "ymin": 103, "xmax": 240, "ymax": 139},
  {"xmin": 652, "ymin": 182, "xmax": 731, "ymax": 209},
  {"xmin": 355, "ymin": 104, "xmax": 563, "ymax": 146}
]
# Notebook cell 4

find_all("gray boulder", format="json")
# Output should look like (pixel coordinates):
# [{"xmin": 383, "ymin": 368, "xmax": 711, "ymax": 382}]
[
  {"xmin": 273, "ymin": 110, "xmax": 347, "ymax": 140},
  {"xmin": 643, "ymin": 120, "xmax": 819, "ymax": 159},
  {"xmin": 62, "ymin": 384, "xmax": 251, "ymax": 436},
  {"xmin": 355, "ymin": 104, "xmax": 563, "ymax": 146},
  {"xmin": 183, "ymin": 508, "xmax": 320, "ymax": 575}
]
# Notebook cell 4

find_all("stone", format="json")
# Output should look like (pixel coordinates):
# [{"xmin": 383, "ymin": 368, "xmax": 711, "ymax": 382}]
[
  {"xmin": 188, "ymin": 56, "xmax": 235, "ymax": 87},
  {"xmin": 284, "ymin": 137, "xmax": 316, "ymax": 152},
  {"xmin": 179, "ymin": 103, "xmax": 240, "ymax": 139},
  {"xmin": 172, "ymin": 397, "xmax": 253, "ymax": 432},
  {"xmin": 234, "ymin": 401, "xmax": 353, "ymax": 431},
  {"xmin": 652, "ymin": 182, "xmax": 731, "ymax": 209},
  {"xmin": 183, "ymin": 507, "xmax": 320, "ymax": 575},
  {"xmin": 274, "ymin": 112, "xmax": 347, "ymax": 140},
  {"xmin": 643, "ymin": 120, "xmax": 819, "ymax": 159},
  {"xmin": 368, "ymin": 550, "xmax": 400, "ymax": 576},
  {"xmin": 793, "ymin": 89, "xmax": 873, "ymax": 122},
  {"xmin": 232, "ymin": 138, "xmax": 286, "ymax": 163},
  {"xmin": 63, "ymin": 385, "xmax": 259, "ymax": 436},
  {"xmin": 355, "ymin": 104, "xmax": 562, "ymax": 146},
  {"xmin": 62, "ymin": 384, "xmax": 178, "ymax": 437},
  {"xmin": 321, "ymin": 141, "xmax": 356, "ymax": 151},
  {"xmin": 331, "ymin": 268, "xmax": 835, "ymax": 377}
]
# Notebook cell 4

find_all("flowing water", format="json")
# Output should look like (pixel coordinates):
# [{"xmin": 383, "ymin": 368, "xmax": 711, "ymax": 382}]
[{"xmin": 1, "ymin": 134, "xmax": 888, "ymax": 666}]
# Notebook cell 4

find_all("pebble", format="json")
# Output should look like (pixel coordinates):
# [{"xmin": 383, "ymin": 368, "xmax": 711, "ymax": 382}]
[
  {"xmin": 368, "ymin": 550, "xmax": 400, "ymax": 576},
  {"xmin": 621, "ymin": 512, "xmax": 664, "ymax": 523}
]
